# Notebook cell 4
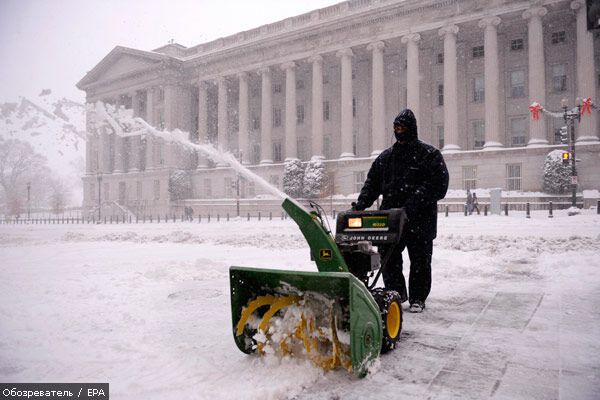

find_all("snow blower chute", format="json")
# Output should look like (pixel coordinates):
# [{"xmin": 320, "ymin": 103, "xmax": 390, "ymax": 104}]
[{"xmin": 230, "ymin": 198, "xmax": 407, "ymax": 377}]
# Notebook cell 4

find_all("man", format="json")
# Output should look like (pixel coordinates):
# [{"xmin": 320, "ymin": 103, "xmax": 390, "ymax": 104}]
[{"xmin": 352, "ymin": 109, "xmax": 449, "ymax": 313}]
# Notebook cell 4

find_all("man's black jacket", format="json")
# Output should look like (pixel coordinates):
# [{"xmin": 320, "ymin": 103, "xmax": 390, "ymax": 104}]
[{"xmin": 354, "ymin": 140, "xmax": 449, "ymax": 240}]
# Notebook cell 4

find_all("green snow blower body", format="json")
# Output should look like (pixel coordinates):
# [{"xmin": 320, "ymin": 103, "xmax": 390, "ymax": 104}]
[{"xmin": 230, "ymin": 197, "xmax": 406, "ymax": 377}]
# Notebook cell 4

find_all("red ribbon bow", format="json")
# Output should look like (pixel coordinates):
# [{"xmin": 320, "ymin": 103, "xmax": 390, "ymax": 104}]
[
  {"xmin": 529, "ymin": 103, "xmax": 542, "ymax": 120},
  {"xmin": 581, "ymin": 97, "xmax": 592, "ymax": 116}
]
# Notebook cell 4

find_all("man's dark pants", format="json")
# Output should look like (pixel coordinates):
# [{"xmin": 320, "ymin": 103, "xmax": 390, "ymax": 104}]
[{"xmin": 379, "ymin": 239, "xmax": 433, "ymax": 305}]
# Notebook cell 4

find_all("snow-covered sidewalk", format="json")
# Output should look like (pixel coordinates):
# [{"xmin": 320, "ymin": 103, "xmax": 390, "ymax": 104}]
[{"xmin": 1, "ymin": 210, "xmax": 599, "ymax": 399}]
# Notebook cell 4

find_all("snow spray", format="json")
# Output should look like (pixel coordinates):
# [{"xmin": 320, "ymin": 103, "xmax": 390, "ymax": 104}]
[{"xmin": 89, "ymin": 102, "xmax": 287, "ymax": 200}]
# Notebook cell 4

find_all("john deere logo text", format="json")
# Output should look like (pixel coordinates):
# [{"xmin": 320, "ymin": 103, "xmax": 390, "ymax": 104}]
[{"xmin": 319, "ymin": 249, "xmax": 332, "ymax": 260}]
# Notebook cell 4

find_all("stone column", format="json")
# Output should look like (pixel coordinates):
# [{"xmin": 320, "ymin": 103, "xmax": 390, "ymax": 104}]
[
  {"xmin": 237, "ymin": 72, "xmax": 251, "ymax": 164},
  {"xmin": 197, "ymin": 81, "xmax": 209, "ymax": 168},
  {"xmin": 368, "ymin": 41, "xmax": 386, "ymax": 156},
  {"xmin": 479, "ymin": 16, "xmax": 503, "ymax": 149},
  {"xmin": 337, "ymin": 48, "xmax": 354, "ymax": 158},
  {"xmin": 146, "ymin": 88, "xmax": 155, "ymax": 126},
  {"xmin": 162, "ymin": 85, "xmax": 177, "ymax": 168},
  {"xmin": 572, "ymin": 0, "xmax": 600, "ymax": 142},
  {"xmin": 523, "ymin": 6, "xmax": 548, "ymax": 146},
  {"xmin": 282, "ymin": 61, "xmax": 298, "ymax": 160},
  {"xmin": 144, "ymin": 88, "xmax": 155, "ymax": 170},
  {"xmin": 402, "ymin": 33, "xmax": 421, "ymax": 123},
  {"xmin": 217, "ymin": 77, "xmax": 229, "ymax": 153},
  {"xmin": 129, "ymin": 91, "xmax": 140, "ymax": 171},
  {"xmin": 100, "ymin": 126, "xmax": 112, "ymax": 174},
  {"xmin": 163, "ymin": 85, "xmax": 176, "ymax": 131},
  {"xmin": 438, "ymin": 25, "xmax": 460, "ymax": 152},
  {"xmin": 260, "ymin": 67, "xmax": 273, "ymax": 164},
  {"xmin": 310, "ymin": 55, "xmax": 324, "ymax": 159}
]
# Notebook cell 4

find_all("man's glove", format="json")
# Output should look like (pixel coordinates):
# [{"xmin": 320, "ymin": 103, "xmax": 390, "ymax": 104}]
[{"xmin": 351, "ymin": 201, "xmax": 365, "ymax": 211}]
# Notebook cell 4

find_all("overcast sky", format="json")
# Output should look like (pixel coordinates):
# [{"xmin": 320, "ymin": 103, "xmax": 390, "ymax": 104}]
[{"xmin": 0, "ymin": 0, "xmax": 341, "ymax": 103}]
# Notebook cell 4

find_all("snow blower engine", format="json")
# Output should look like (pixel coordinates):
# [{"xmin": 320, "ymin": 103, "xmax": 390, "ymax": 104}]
[{"xmin": 229, "ymin": 198, "xmax": 407, "ymax": 377}]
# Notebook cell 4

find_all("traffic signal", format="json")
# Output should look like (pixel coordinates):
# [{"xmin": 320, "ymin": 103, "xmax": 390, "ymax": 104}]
[
  {"xmin": 559, "ymin": 126, "xmax": 568, "ymax": 144},
  {"xmin": 562, "ymin": 151, "xmax": 571, "ymax": 165},
  {"xmin": 588, "ymin": 0, "xmax": 600, "ymax": 31}
]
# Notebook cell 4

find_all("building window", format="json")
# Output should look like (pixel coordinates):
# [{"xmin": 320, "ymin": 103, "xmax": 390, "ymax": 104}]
[
  {"xmin": 510, "ymin": 38, "xmax": 524, "ymax": 51},
  {"xmin": 551, "ymin": 30, "xmax": 566, "ymax": 44},
  {"xmin": 157, "ymin": 87, "xmax": 164, "ymax": 102},
  {"xmin": 119, "ymin": 94, "xmax": 132, "ymax": 110},
  {"xmin": 297, "ymin": 138, "xmax": 307, "ymax": 160},
  {"xmin": 108, "ymin": 134, "xmax": 115, "ymax": 172},
  {"xmin": 352, "ymin": 68, "xmax": 356, "ymax": 80},
  {"xmin": 251, "ymin": 87, "xmax": 259, "ymax": 98},
  {"xmin": 273, "ymin": 83, "xmax": 282, "ymax": 94},
  {"xmin": 247, "ymin": 181, "xmax": 255, "ymax": 197},
  {"xmin": 153, "ymin": 140, "xmax": 164, "ymax": 166},
  {"xmin": 471, "ymin": 120, "xmax": 485, "ymax": 149},
  {"xmin": 136, "ymin": 181, "xmax": 142, "ymax": 200},
  {"xmin": 323, "ymin": 135, "xmax": 332, "ymax": 159},
  {"xmin": 323, "ymin": 101, "xmax": 330, "ymax": 121},
  {"xmin": 462, "ymin": 166, "xmax": 477, "ymax": 190},
  {"xmin": 403, "ymin": 59, "xmax": 407, "ymax": 69},
  {"xmin": 506, "ymin": 164, "xmax": 522, "ymax": 191},
  {"xmin": 297, "ymin": 105, "xmax": 305, "ymax": 124},
  {"xmin": 139, "ymin": 138, "xmax": 146, "ymax": 171},
  {"xmin": 122, "ymin": 137, "xmax": 131, "ymax": 172},
  {"xmin": 273, "ymin": 142, "xmax": 282, "ymax": 162},
  {"xmin": 510, "ymin": 117, "xmax": 527, "ymax": 147},
  {"xmin": 510, "ymin": 70, "xmax": 526, "ymax": 98},
  {"xmin": 224, "ymin": 177, "xmax": 233, "ymax": 198},
  {"xmin": 103, "ymin": 183, "xmax": 110, "ymax": 201},
  {"xmin": 118, "ymin": 182, "xmax": 127, "ymax": 203},
  {"xmin": 437, "ymin": 125, "xmax": 444, "ymax": 149},
  {"xmin": 90, "ymin": 183, "xmax": 96, "ymax": 201},
  {"xmin": 323, "ymin": 72, "xmax": 329, "ymax": 85},
  {"xmin": 437, "ymin": 84, "xmax": 444, "ymax": 106},
  {"xmin": 354, "ymin": 171, "xmax": 366, "ymax": 193},
  {"xmin": 273, "ymin": 108, "xmax": 282, "ymax": 127},
  {"xmin": 137, "ymin": 92, "xmax": 146, "ymax": 116},
  {"xmin": 437, "ymin": 52, "xmax": 444, "ymax": 64},
  {"xmin": 251, "ymin": 144, "xmax": 260, "ymax": 164},
  {"xmin": 296, "ymin": 79, "xmax": 304, "ymax": 90},
  {"xmin": 472, "ymin": 45, "xmax": 484, "ymax": 58},
  {"xmin": 153, "ymin": 180, "xmax": 160, "ymax": 200},
  {"xmin": 269, "ymin": 175, "xmax": 280, "ymax": 188},
  {"xmin": 352, "ymin": 97, "xmax": 357, "ymax": 117},
  {"xmin": 552, "ymin": 64, "xmax": 567, "ymax": 92},
  {"xmin": 252, "ymin": 115, "xmax": 260, "ymax": 130},
  {"xmin": 157, "ymin": 108, "xmax": 165, "ymax": 130},
  {"xmin": 203, "ymin": 179, "xmax": 212, "ymax": 198},
  {"xmin": 473, "ymin": 76, "xmax": 485, "ymax": 102}
]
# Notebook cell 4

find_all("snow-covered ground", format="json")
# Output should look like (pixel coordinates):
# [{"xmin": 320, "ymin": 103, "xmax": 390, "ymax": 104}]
[{"xmin": 1, "ymin": 209, "xmax": 599, "ymax": 399}]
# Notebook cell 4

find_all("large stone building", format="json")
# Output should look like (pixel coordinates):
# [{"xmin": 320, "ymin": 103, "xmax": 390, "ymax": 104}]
[{"xmin": 78, "ymin": 0, "xmax": 600, "ymax": 217}]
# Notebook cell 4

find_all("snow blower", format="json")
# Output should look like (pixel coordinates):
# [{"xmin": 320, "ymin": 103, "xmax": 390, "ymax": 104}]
[{"xmin": 230, "ymin": 197, "xmax": 407, "ymax": 377}]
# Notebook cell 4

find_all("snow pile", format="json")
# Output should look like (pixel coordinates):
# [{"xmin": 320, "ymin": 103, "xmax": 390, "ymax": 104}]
[{"xmin": 2, "ymin": 211, "xmax": 600, "ymax": 399}]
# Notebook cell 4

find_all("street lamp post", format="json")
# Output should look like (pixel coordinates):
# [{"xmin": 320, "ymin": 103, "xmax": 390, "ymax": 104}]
[
  {"xmin": 97, "ymin": 172, "xmax": 103, "ymax": 221},
  {"xmin": 27, "ymin": 182, "xmax": 31, "ymax": 220},
  {"xmin": 561, "ymin": 98, "xmax": 580, "ymax": 208},
  {"xmin": 236, "ymin": 150, "xmax": 242, "ymax": 218}
]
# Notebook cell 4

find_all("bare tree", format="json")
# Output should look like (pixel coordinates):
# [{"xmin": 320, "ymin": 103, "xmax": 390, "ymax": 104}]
[{"xmin": 0, "ymin": 139, "xmax": 49, "ymax": 216}]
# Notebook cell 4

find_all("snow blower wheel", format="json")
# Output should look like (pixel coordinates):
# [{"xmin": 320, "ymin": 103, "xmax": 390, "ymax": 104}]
[{"xmin": 372, "ymin": 288, "xmax": 403, "ymax": 353}]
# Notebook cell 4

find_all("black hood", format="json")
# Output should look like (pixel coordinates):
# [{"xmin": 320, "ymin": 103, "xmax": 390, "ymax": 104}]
[{"xmin": 393, "ymin": 109, "xmax": 418, "ymax": 141}]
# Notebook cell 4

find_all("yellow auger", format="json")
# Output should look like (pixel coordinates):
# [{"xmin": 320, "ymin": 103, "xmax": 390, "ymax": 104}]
[
  {"xmin": 230, "ymin": 198, "xmax": 407, "ymax": 377},
  {"xmin": 235, "ymin": 293, "xmax": 352, "ymax": 372}
]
